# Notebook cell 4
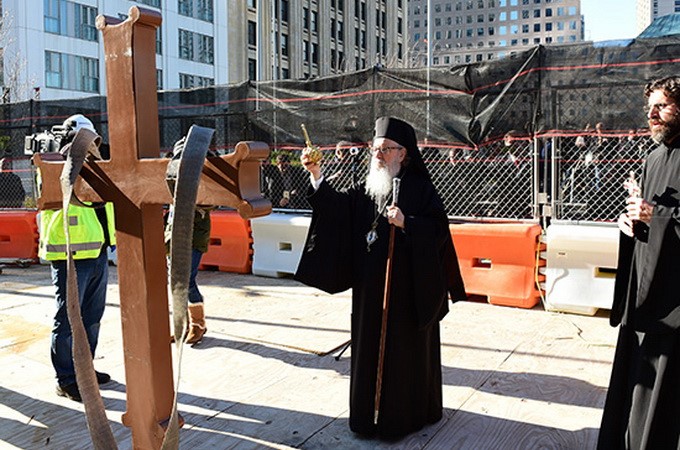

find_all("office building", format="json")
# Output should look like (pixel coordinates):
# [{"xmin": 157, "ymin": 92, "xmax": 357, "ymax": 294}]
[
  {"xmin": 637, "ymin": 0, "xmax": 680, "ymax": 33},
  {"xmin": 231, "ymin": 0, "xmax": 407, "ymax": 82},
  {"xmin": 407, "ymin": 0, "xmax": 584, "ymax": 67},
  {"xmin": 0, "ymin": 0, "xmax": 406, "ymax": 102}
]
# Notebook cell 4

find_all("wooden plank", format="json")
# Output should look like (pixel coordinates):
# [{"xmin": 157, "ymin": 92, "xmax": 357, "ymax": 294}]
[{"xmin": 0, "ymin": 264, "xmax": 619, "ymax": 449}]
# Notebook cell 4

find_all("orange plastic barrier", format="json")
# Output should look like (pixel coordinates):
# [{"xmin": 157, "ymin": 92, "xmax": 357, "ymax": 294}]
[
  {"xmin": 199, "ymin": 210, "xmax": 253, "ymax": 274},
  {"xmin": 0, "ymin": 210, "xmax": 39, "ymax": 260},
  {"xmin": 449, "ymin": 223, "xmax": 545, "ymax": 308}
]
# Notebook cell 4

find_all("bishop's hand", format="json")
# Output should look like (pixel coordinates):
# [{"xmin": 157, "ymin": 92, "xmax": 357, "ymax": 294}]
[
  {"xmin": 301, "ymin": 147, "xmax": 322, "ymax": 181},
  {"xmin": 387, "ymin": 205, "xmax": 405, "ymax": 229}
]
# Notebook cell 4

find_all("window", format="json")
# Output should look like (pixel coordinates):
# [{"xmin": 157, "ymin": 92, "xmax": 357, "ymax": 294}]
[
  {"xmin": 45, "ymin": 50, "xmax": 99, "ymax": 92},
  {"xmin": 280, "ymin": 0, "xmax": 289, "ymax": 22},
  {"xmin": 546, "ymin": 8, "xmax": 552, "ymax": 17},
  {"xmin": 534, "ymin": 23, "xmax": 540, "ymax": 32},
  {"xmin": 248, "ymin": 21, "xmax": 256, "ymax": 46},
  {"xmin": 522, "ymin": 10, "xmax": 529, "ymax": 18},
  {"xmin": 179, "ymin": 29, "xmax": 194, "ymax": 60},
  {"xmin": 44, "ymin": 0, "xmax": 98, "ymax": 42},
  {"xmin": 178, "ymin": 29, "xmax": 214, "ymax": 64},
  {"xmin": 510, "ymin": 11, "xmax": 518, "ymax": 19},
  {"xmin": 303, "ymin": 8, "xmax": 309, "ymax": 29},
  {"xmin": 312, "ymin": 43, "xmax": 319, "ymax": 64},
  {"xmin": 134, "ymin": 0, "xmax": 160, "ymax": 7},
  {"xmin": 545, "ymin": 22, "xmax": 552, "ymax": 31},
  {"xmin": 178, "ymin": 0, "xmax": 192, "ymax": 16},
  {"xmin": 156, "ymin": 69, "xmax": 163, "ymax": 89},
  {"xmin": 522, "ymin": 24, "xmax": 529, "ymax": 33},
  {"xmin": 312, "ymin": 11, "xmax": 318, "ymax": 32},
  {"xmin": 281, "ymin": 34, "xmax": 289, "ymax": 57},
  {"xmin": 179, "ymin": 73, "xmax": 214, "ymax": 89},
  {"xmin": 500, "ymin": 12, "xmax": 506, "ymax": 20},
  {"xmin": 177, "ymin": 0, "xmax": 213, "ymax": 23},
  {"xmin": 568, "ymin": 6, "xmax": 576, "ymax": 15},
  {"xmin": 534, "ymin": 9, "xmax": 540, "ymax": 17}
]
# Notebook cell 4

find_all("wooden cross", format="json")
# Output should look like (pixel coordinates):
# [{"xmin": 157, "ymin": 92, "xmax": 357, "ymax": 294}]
[{"xmin": 33, "ymin": 7, "xmax": 271, "ymax": 450}]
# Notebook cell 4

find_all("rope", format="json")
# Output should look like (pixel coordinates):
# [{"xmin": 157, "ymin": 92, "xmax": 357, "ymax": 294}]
[
  {"xmin": 60, "ymin": 128, "xmax": 117, "ymax": 449},
  {"xmin": 161, "ymin": 125, "xmax": 214, "ymax": 450}
]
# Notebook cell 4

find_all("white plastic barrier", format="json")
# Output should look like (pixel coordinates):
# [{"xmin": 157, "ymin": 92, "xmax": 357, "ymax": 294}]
[
  {"xmin": 251, "ymin": 213, "xmax": 311, "ymax": 278},
  {"xmin": 544, "ymin": 223, "xmax": 619, "ymax": 315}
]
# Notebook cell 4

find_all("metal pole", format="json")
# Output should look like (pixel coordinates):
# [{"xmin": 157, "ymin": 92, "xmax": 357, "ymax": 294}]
[
  {"xmin": 533, "ymin": 137, "xmax": 540, "ymax": 220},
  {"xmin": 426, "ymin": 0, "xmax": 432, "ymax": 140},
  {"xmin": 550, "ymin": 136, "xmax": 557, "ymax": 221}
]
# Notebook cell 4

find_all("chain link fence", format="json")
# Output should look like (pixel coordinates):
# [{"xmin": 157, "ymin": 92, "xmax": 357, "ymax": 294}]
[
  {"xmin": 0, "ymin": 38, "xmax": 678, "ymax": 224},
  {"xmin": 552, "ymin": 131, "xmax": 655, "ymax": 223},
  {"xmin": 0, "ymin": 157, "xmax": 35, "ymax": 209}
]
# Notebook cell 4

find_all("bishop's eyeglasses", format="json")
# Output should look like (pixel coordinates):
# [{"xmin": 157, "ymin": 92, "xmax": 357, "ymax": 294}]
[{"xmin": 370, "ymin": 145, "xmax": 404, "ymax": 154}]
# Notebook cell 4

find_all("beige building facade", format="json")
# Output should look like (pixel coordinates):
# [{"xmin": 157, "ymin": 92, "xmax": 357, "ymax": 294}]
[
  {"xmin": 230, "ymin": 0, "xmax": 408, "ymax": 83},
  {"xmin": 407, "ymin": 0, "xmax": 584, "ymax": 67},
  {"xmin": 636, "ymin": 0, "xmax": 680, "ymax": 33}
]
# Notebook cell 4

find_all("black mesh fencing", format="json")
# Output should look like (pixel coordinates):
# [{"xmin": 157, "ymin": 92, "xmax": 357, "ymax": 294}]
[{"xmin": 0, "ymin": 37, "xmax": 678, "ymax": 223}]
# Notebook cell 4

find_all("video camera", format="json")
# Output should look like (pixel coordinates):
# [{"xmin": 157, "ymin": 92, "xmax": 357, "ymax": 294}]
[{"xmin": 23, "ymin": 124, "xmax": 71, "ymax": 155}]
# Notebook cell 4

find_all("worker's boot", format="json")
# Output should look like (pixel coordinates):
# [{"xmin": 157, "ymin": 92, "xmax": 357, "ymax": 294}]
[{"xmin": 185, "ymin": 303, "xmax": 207, "ymax": 344}]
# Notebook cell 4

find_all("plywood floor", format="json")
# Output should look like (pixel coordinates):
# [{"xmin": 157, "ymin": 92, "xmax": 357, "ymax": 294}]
[{"xmin": 0, "ymin": 263, "xmax": 618, "ymax": 449}]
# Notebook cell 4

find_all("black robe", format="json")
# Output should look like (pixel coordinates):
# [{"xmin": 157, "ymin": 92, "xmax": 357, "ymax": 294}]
[
  {"xmin": 598, "ymin": 140, "xmax": 680, "ymax": 449},
  {"xmin": 295, "ymin": 167, "xmax": 466, "ymax": 439}
]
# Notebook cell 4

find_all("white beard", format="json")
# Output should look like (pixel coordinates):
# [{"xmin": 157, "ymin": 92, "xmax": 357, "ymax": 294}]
[{"xmin": 365, "ymin": 157, "xmax": 400, "ymax": 202}]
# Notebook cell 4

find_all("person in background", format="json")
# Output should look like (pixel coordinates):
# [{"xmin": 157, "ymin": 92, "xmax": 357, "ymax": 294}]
[
  {"xmin": 263, "ymin": 152, "xmax": 308, "ymax": 209},
  {"xmin": 39, "ymin": 114, "xmax": 116, "ymax": 402},
  {"xmin": 598, "ymin": 76, "xmax": 680, "ymax": 448},
  {"xmin": 164, "ymin": 138, "xmax": 213, "ymax": 344},
  {"xmin": 0, "ymin": 158, "xmax": 26, "ymax": 208}
]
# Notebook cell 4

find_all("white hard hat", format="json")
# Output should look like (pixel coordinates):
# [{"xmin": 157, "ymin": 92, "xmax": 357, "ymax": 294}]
[{"xmin": 63, "ymin": 114, "xmax": 95, "ymax": 133}]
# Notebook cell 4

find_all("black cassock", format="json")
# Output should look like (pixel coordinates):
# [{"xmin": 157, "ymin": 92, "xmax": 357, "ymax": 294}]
[
  {"xmin": 598, "ymin": 140, "xmax": 680, "ymax": 449},
  {"xmin": 295, "ymin": 168, "xmax": 466, "ymax": 439}
]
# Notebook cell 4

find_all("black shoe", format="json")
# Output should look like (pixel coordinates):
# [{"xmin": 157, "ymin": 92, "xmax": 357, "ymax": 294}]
[
  {"xmin": 95, "ymin": 371, "xmax": 111, "ymax": 384},
  {"xmin": 56, "ymin": 383, "xmax": 82, "ymax": 402}
]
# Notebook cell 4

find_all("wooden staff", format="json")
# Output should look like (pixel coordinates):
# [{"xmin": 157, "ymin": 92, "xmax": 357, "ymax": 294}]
[{"xmin": 374, "ymin": 177, "xmax": 400, "ymax": 425}]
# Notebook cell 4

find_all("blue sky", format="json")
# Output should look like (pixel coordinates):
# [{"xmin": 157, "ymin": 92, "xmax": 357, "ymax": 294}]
[{"xmin": 581, "ymin": 0, "xmax": 638, "ymax": 42}]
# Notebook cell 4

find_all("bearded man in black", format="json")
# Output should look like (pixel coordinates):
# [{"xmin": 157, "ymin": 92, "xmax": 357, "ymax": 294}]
[
  {"xmin": 598, "ymin": 76, "xmax": 680, "ymax": 448},
  {"xmin": 295, "ymin": 117, "xmax": 466, "ymax": 440}
]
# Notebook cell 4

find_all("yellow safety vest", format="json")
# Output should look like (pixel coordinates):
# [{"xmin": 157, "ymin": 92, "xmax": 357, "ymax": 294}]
[{"xmin": 38, "ymin": 203, "xmax": 116, "ymax": 261}]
